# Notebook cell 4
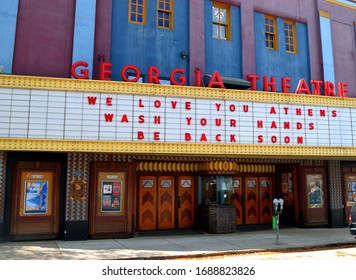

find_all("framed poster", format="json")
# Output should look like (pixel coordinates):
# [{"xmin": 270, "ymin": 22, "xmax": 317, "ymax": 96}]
[
  {"xmin": 101, "ymin": 180, "xmax": 122, "ymax": 212},
  {"xmin": 282, "ymin": 172, "xmax": 293, "ymax": 204},
  {"xmin": 307, "ymin": 174, "xmax": 324, "ymax": 208},
  {"xmin": 24, "ymin": 180, "xmax": 48, "ymax": 214},
  {"xmin": 18, "ymin": 171, "xmax": 54, "ymax": 217},
  {"xmin": 69, "ymin": 180, "xmax": 86, "ymax": 200},
  {"xmin": 345, "ymin": 175, "xmax": 356, "ymax": 207},
  {"xmin": 95, "ymin": 171, "xmax": 126, "ymax": 216}
]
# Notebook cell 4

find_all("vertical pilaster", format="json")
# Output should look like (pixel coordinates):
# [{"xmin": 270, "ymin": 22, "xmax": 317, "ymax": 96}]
[
  {"xmin": 319, "ymin": 11, "xmax": 335, "ymax": 84},
  {"xmin": 0, "ymin": 0, "xmax": 19, "ymax": 74},
  {"xmin": 327, "ymin": 160, "xmax": 344, "ymax": 227},
  {"xmin": 189, "ymin": 0, "xmax": 205, "ymax": 85},
  {"xmin": 72, "ymin": 0, "xmax": 97, "ymax": 79}
]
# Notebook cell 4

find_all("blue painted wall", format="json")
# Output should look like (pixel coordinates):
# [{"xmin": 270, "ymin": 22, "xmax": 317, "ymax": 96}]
[
  {"xmin": 0, "ymin": 0, "xmax": 19, "ymax": 74},
  {"xmin": 110, "ymin": 0, "xmax": 189, "ymax": 82},
  {"xmin": 204, "ymin": 1, "xmax": 242, "ymax": 79},
  {"xmin": 254, "ymin": 12, "xmax": 310, "ymax": 92},
  {"xmin": 319, "ymin": 16, "xmax": 335, "ymax": 84},
  {"xmin": 72, "ymin": 0, "xmax": 97, "ymax": 79}
]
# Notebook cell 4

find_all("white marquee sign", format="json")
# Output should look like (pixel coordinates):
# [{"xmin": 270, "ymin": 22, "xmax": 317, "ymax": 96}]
[{"xmin": 0, "ymin": 88, "xmax": 354, "ymax": 147}]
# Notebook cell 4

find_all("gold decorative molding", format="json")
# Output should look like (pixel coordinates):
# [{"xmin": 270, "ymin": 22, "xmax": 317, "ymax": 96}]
[
  {"xmin": 136, "ymin": 160, "xmax": 275, "ymax": 173},
  {"xmin": 136, "ymin": 161, "xmax": 198, "ymax": 172},
  {"xmin": 68, "ymin": 180, "xmax": 87, "ymax": 201},
  {"xmin": 197, "ymin": 161, "xmax": 275, "ymax": 174},
  {"xmin": 1, "ymin": 138, "xmax": 356, "ymax": 159}
]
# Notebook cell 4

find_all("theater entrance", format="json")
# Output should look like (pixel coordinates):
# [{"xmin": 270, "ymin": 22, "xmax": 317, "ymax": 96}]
[
  {"xmin": 199, "ymin": 174, "xmax": 273, "ymax": 226},
  {"xmin": 138, "ymin": 175, "xmax": 195, "ymax": 231}
]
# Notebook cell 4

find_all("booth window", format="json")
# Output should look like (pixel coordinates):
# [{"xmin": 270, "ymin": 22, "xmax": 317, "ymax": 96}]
[
  {"xmin": 284, "ymin": 20, "xmax": 297, "ymax": 54},
  {"xmin": 264, "ymin": 15, "xmax": 278, "ymax": 50},
  {"xmin": 212, "ymin": 2, "xmax": 231, "ymax": 40},
  {"xmin": 199, "ymin": 175, "xmax": 236, "ymax": 206},
  {"xmin": 129, "ymin": 0, "xmax": 146, "ymax": 25},
  {"xmin": 157, "ymin": 0, "xmax": 174, "ymax": 29}
]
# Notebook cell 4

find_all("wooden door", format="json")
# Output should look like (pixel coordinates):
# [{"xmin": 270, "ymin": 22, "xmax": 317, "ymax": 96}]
[
  {"xmin": 343, "ymin": 172, "xmax": 356, "ymax": 224},
  {"xmin": 139, "ymin": 176, "xmax": 157, "ymax": 230},
  {"xmin": 259, "ymin": 177, "xmax": 272, "ymax": 223},
  {"xmin": 233, "ymin": 177, "xmax": 243, "ymax": 225},
  {"xmin": 302, "ymin": 167, "xmax": 328, "ymax": 226},
  {"xmin": 245, "ymin": 177, "xmax": 259, "ymax": 224},
  {"xmin": 10, "ymin": 162, "xmax": 60, "ymax": 240},
  {"xmin": 89, "ymin": 162, "xmax": 134, "ymax": 239},
  {"xmin": 278, "ymin": 165, "xmax": 299, "ymax": 225},
  {"xmin": 158, "ymin": 176, "xmax": 175, "ymax": 230},
  {"xmin": 178, "ymin": 176, "xmax": 194, "ymax": 229}
]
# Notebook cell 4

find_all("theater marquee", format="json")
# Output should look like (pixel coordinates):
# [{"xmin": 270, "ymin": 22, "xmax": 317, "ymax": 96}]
[
  {"xmin": 0, "ymin": 86, "xmax": 353, "ymax": 146},
  {"xmin": 0, "ymin": 74, "xmax": 355, "ymax": 158}
]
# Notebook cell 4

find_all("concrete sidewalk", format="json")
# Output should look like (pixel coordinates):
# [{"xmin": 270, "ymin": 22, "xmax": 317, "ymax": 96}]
[{"xmin": 0, "ymin": 227, "xmax": 355, "ymax": 260}]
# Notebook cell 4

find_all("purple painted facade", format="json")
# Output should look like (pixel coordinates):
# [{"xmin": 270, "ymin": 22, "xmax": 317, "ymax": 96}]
[
  {"xmin": 92, "ymin": 0, "xmax": 112, "ymax": 80},
  {"xmin": 189, "ymin": 0, "xmax": 205, "ymax": 85},
  {"xmin": 8, "ymin": 0, "xmax": 355, "ymax": 94},
  {"xmin": 318, "ymin": 0, "xmax": 356, "ymax": 96},
  {"xmin": 12, "ymin": 0, "xmax": 75, "ymax": 78}
]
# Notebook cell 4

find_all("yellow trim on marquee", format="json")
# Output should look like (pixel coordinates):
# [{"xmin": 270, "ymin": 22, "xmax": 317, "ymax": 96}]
[
  {"xmin": 1, "ymin": 75, "xmax": 356, "ymax": 159},
  {"xmin": 1, "ymin": 138, "xmax": 356, "ymax": 159}
]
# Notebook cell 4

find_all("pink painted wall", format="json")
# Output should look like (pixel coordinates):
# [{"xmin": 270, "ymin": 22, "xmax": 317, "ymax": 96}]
[{"xmin": 12, "ymin": 0, "xmax": 75, "ymax": 78}]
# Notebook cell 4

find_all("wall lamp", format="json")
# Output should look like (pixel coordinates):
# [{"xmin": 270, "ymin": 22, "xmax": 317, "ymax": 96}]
[
  {"xmin": 181, "ymin": 51, "xmax": 188, "ymax": 60},
  {"xmin": 97, "ymin": 54, "xmax": 105, "ymax": 62}
]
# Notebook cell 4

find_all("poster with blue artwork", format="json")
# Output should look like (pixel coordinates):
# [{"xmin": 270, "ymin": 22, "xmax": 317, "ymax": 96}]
[{"xmin": 24, "ymin": 180, "xmax": 48, "ymax": 214}]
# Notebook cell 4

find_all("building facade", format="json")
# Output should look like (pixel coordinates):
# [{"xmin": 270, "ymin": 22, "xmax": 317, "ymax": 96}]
[{"xmin": 0, "ymin": 0, "xmax": 355, "ymax": 241}]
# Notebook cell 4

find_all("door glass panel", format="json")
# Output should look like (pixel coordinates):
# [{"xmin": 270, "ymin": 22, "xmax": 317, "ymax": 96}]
[
  {"xmin": 281, "ymin": 172, "xmax": 293, "ymax": 205},
  {"xmin": 97, "ymin": 172, "xmax": 125, "ymax": 216},
  {"xmin": 345, "ymin": 175, "xmax": 356, "ymax": 207},
  {"xmin": 101, "ymin": 181, "xmax": 122, "ymax": 213},
  {"xmin": 20, "ymin": 171, "xmax": 53, "ymax": 216},
  {"xmin": 306, "ymin": 174, "xmax": 324, "ymax": 208}
]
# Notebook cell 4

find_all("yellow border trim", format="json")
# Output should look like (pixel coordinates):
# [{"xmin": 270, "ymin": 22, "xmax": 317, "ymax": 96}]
[
  {"xmin": 319, "ymin": 10, "xmax": 330, "ymax": 18},
  {"xmin": 1, "ymin": 139, "xmax": 356, "ymax": 159},
  {"xmin": 1, "ymin": 74, "xmax": 355, "ymax": 107},
  {"xmin": 325, "ymin": 0, "xmax": 356, "ymax": 10}
]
